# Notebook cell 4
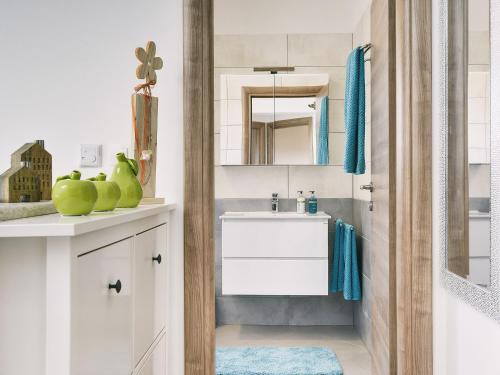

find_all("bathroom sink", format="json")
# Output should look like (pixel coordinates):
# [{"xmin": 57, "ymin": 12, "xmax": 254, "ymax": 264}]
[{"xmin": 220, "ymin": 211, "xmax": 331, "ymax": 220}]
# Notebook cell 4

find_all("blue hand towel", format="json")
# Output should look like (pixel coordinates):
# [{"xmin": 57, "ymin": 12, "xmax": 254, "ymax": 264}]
[
  {"xmin": 344, "ymin": 47, "xmax": 366, "ymax": 175},
  {"xmin": 330, "ymin": 220, "xmax": 361, "ymax": 301},
  {"xmin": 317, "ymin": 96, "xmax": 329, "ymax": 165},
  {"xmin": 331, "ymin": 219, "xmax": 344, "ymax": 292},
  {"xmin": 343, "ymin": 223, "xmax": 361, "ymax": 301}
]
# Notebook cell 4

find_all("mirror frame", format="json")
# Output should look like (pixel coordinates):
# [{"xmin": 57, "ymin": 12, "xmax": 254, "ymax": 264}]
[{"xmin": 439, "ymin": 0, "xmax": 500, "ymax": 321}]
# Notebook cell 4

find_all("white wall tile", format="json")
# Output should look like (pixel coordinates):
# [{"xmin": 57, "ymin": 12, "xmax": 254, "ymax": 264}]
[
  {"xmin": 469, "ymin": 98, "xmax": 488, "ymax": 123},
  {"xmin": 289, "ymin": 166, "xmax": 352, "ymax": 198},
  {"xmin": 215, "ymin": 68, "xmax": 267, "ymax": 99},
  {"xmin": 220, "ymin": 150, "xmax": 227, "ymax": 165},
  {"xmin": 288, "ymin": 33, "xmax": 352, "ymax": 67},
  {"xmin": 468, "ymin": 71, "xmax": 488, "ymax": 98},
  {"xmin": 469, "ymin": 31, "xmax": 490, "ymax": 65},
  {"xmin": 219, "ymin": 100, "xmax": 228, "ymax": 128},
  {"xmin": 469, "ymin": 123, "xmax": 487, "ymax": 148},
  {"xmin": 215, "ymin": 166, "xmax": 289, "ymax": 198},
  {"xmin": 227, "ymin": 74, "xmax": 275, "ymax": 100},
  {"xmin": 330, "ymin": 99, "xmax": 345, "ymax": 132},
  {"xmin": 227, "ymin": 100, "xmax": 243, "ymax": 125},
  {"xmin": 329, "ymin": 132, "xmax": 345, "ymax": 166},
  {"xmin": 293, "ymin": 67, "xmax": 346, "ymax": 99},
  {"xmin": 214, "ymin": 100, "xmax": 221, "ymax": 133},
  {"xmin": 226, "ymin": 125, "xmax": 242, "ymax": 149},
  {"xmin": 215, "ymin": 34, "xmax": 287, "ymax": 68},
  {"xmin": 225, "ymin": 150, "xmax": 242, "ymax": 165},
  {"xmin": 220, "ymin": 125, "xmax": 228, "ymax": 149},
  {"xmin": 215, "ymin": 133, "xmax": 221, "ymax": 166},
  {"xmin": 280, "ymin": 73, "xmax": 330, "ymax": 89}
]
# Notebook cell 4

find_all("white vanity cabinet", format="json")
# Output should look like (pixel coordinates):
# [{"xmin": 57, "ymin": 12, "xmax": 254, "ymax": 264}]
[
  {"xmin": 221, "ymin": 211, "xmax": 331, "ymax": 296},
  {"xmin": 0, "ymin": 204, "xmax": 174, "ymax": 375}
]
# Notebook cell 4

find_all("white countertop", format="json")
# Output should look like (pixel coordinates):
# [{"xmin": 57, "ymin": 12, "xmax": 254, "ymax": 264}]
[
  {"xmin": 0, "ymin": 204, "xmax": 176, "ymax": 237},
  {"xmin": 220, "ymin": 211, "xmax": 331, "ymax": 220}
]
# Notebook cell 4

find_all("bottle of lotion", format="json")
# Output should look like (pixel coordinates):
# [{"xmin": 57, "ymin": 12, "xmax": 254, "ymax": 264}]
[{"xmin": 297, "ymin": 191, "xmax": 306, "ymax": 214}]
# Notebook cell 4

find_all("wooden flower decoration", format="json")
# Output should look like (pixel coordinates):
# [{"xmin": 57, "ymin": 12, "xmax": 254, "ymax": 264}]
[{"xmin": 135, "ymin": 41, "xmax": 163, "ymax": 84}]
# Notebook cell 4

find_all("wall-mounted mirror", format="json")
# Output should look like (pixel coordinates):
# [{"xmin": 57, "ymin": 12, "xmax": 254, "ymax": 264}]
[
  {"xmin": 447, "ymin": 0, "xmax": 491, "ymax": 288},
  {"xmin": 219, "ymin": 73, "xmax": 333, "ymax": 165},
  {"xmin": 441, "ymin": 0, "xmax": 500, "ymax": 319}
]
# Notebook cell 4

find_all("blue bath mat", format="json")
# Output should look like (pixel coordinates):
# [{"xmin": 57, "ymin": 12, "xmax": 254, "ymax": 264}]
[{"xmin": 216, "ymin": 346, "xmax": 343, "ymax": 375}]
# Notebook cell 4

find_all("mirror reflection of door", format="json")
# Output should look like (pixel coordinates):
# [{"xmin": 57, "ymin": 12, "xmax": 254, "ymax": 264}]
[
  {"xmin": 447, "ymin": 0, "xmax": 491, "ymax": 288},
  {"xmin": 219, "ymin": 73, "xmax": 330, "ymax": 165}
]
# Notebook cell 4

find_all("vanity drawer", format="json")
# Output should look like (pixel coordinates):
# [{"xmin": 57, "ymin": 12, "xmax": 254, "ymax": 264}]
[
  {"xmin": 222, "ymin": 219, "xmax": 329, "ymax": 258},
  {"xmin": 133, "ymin": 224, "xmax": 167, "ymax": 365},
  {"xmin": 74, "ymin": 238, "xmax": 133, "ymax": 375},
  {"xmin": 222, "ymin": 258, "xmax": 328, "ymax": 295}
]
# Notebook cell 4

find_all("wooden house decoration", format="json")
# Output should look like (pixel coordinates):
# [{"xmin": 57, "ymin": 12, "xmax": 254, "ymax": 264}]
[
  {"xmin": 0, "ymin": 140, "xmax": 52, "ymax": 203},
  {"xmin": 0, "ymin": 161, "xmax": 41, "ymax": 203},
  {"xmin": 11, "ymin": 140, "xmax": 52, "ymax": 200}
]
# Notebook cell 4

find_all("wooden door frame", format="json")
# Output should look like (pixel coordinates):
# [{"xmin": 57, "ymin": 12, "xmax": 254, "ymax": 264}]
[
  {"xmin": 394, "ymin": 0, "xmax": 433, "ymax": 374},
  {"xmin": 182, "ymin": 0, "xmax": 433, "ymax": 374}
]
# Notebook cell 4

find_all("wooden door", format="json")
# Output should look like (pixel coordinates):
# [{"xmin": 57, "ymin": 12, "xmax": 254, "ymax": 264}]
[
  {"xmin": 370, "ymin": 1, "xmax": 397, "ymax": 374},
  {"xmin": 370, "ymin": 0, "xmax": 433, "ymax": 374}
]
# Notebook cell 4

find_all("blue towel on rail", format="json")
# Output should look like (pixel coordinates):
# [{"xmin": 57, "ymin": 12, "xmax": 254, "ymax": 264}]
[
  {"xmin": 317, "ymin": 96, "xmax": 329, "ymax": 165},
  {"xmin": 331, "ymin": 219, "xmax": 361, "ymax": 301},
  {"xmin": 344, "ymin": 47, "xmax": 366, "ymax": 175}
]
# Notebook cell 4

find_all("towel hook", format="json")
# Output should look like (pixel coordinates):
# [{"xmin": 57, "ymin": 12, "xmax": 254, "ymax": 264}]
[{"xmin": 361, "ymin": 43, "xmax": 372, "ymax": 52}]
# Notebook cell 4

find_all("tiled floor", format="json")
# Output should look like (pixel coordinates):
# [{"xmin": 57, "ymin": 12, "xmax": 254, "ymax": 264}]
[{"xmin": 216, "ymin": 325, "xmax": 371, "ymax": 375}]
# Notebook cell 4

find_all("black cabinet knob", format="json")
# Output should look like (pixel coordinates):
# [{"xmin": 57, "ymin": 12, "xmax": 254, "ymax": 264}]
[
  {"xmin": 108, "ymin": 280, "xmax": 122, "ymax": 294},
  {"xmin": 152, "ymin": 254, "xmax": 162, "ymax": 264}
]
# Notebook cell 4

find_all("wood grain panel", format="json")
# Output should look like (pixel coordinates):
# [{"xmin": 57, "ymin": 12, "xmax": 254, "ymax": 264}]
[
  {"xmin": 184, "ymin": 0, "xmax": 215, "ymax": 374},
  {"xmin": 395, "ymin": 0, "xmax": 433, "ymax": 374},
  {"xmin": 370, "ymin": 0, "xmax": 397, "ymax": 374},
  {"xmin": 447, "ymin": 0, "xmax": 469, "ymax": 278}
]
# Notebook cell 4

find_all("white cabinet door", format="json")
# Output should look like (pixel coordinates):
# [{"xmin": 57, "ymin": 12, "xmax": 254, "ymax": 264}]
[
  {"xmin": 74, "ymin": 238, "xmax": 133, "ymax": 375},
  {"xmin": 133, "ymin": 225, "xmax": 167, "ymax": 365},
  {"xmin": 136, "ymin": 335, "xmax": 166, "ymax": 375}
]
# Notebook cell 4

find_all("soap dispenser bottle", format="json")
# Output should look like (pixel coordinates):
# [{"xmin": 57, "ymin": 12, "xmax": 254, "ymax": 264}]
[
  {"xmin": 297, "ymin": 191, "xmax": 306, "ymax": 214},
  {"xmin": 308, "ymin": 191, "xmax": 318, "ymax": 214}
]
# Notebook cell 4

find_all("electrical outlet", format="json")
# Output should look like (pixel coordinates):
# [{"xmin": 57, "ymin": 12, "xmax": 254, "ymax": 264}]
[{"xmin": 80, "ymin": 144, "xmax": 102, "ymax": 167}]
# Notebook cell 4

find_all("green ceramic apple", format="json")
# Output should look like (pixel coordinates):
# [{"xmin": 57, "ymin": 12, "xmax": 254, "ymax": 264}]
[
  {"xmin": 110, "ymin": 152, "xmax": 143, "ymax": 208},
  {"xmin": 52, "ymin": 170, "xmax": 98, "ymax": 216},
  {"xmin": 88, "ymin": 173, "xmax": 121, "ymax": 212}
]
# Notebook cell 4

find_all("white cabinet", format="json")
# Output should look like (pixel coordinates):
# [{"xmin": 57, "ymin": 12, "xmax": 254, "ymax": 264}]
[
  {"xmin": 137, "ymin": 335, "xmax": 167, "ymax": 375},
  {"xmin": 221, "ymin": 211, "xmax": 330, "ymax": 295},
  {"xmin": 0, "ymin": 205, "xmax": 174, "ymax": 375},
  {"xmin": 134, "ymin": 224, "xmax": 167, "ymax": 365}
]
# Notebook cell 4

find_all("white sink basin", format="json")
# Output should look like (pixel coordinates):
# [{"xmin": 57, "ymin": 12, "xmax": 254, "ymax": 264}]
[{"xmin": 220, "ymin": 211, "xmax": 331, "ymax": 220}]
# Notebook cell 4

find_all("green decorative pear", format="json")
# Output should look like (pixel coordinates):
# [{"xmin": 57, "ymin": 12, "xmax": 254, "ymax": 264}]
[
  {"xmin": 52, "ymin": 170, "xmax": 97, "ymax": 216},
  {"xmin": 110, "ymin": 152, "xmax": 143, "ymax": 208},
  {"xmin": 88, "ymin": 173, "xmax": 121, "ymax": 212}
]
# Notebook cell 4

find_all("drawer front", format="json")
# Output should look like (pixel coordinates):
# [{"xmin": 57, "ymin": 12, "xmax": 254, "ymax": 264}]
[
  {"xmin": 74, "ymin": 238, "xmax": 133, "ymax": 375},
  {"xmin": 136, "ymin": 335, "xmax": 166, "ymax": 375},
  {"xmin": 134, "ymin": 225, "xmax": 167, "ymax": 365},
  {"xmin": 222, "ymin": 219, "xmax": 329, "ymax": 258},
  {"xmin": 222, "ymin": 259, "xmax": 328, "ymax": 295}
]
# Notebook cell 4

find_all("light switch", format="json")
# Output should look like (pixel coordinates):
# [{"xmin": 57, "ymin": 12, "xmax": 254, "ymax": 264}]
[{"xmin": 80, "ymin": 144, "xmax": 102, "ymax": 167}]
